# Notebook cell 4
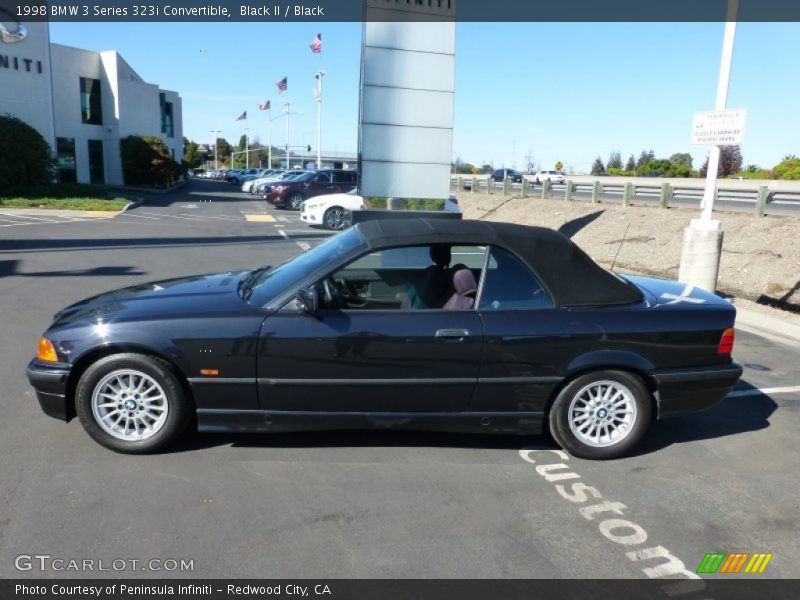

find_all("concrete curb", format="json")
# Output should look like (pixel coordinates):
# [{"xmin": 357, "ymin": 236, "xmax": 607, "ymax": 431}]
[
  {"xmin": 0, "ymin": 207, "xmax": 123, "ymax": 218},
  {"xmin": 734, "ymin": 306, "xmax": 800, "ymax": 348}
]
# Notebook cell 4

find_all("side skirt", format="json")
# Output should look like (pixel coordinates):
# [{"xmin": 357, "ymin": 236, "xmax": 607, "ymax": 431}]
[{"xmin": 196, "ymin": 409, "xmax": 545, "ymax": 435}]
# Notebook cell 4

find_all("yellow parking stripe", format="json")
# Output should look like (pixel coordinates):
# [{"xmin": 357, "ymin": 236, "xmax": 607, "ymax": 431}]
[{"xmin": 245, "ymin": 214, "xmax": 276, "ymax": 222}]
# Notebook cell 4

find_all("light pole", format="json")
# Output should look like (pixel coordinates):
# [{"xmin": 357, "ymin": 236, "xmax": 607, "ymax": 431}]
[
  {"xmin": 315, "ymin": 69, "xmax": 325, "ymax": 170},
  {"xmin": 678, "ymin": 0, "xmax": 739, "ymax": 293},
  {"xmin": 210, "ymin": 129, "xmax": 221, "ymax": 169}
]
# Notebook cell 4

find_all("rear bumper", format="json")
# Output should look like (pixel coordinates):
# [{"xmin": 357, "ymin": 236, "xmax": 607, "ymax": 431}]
[
  {"xmin": 651, "ymin": 362, "xmax": 743, "ymax": 419},
  {"xmin": 26, "ymin": 359, "xmax": 72, "ymax": 421}
]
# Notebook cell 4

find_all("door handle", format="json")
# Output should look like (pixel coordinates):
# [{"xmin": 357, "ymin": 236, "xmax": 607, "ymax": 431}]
[{"xmin": 435, "ymin": 329, "xmax": 470, "ymax": 339}]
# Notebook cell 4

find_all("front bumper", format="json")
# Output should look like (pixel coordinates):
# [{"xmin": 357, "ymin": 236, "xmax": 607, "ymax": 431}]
[
  {"xmin": 300, "ymin": 209, "xmax": 322, "ymax": 224},
  {"xmin": 651, "ymin": 362, "xmax": 743, "ymax": 419},
  {"xmin": 26, "ymin": 359, "xmax": 72, "ymax": 421}
]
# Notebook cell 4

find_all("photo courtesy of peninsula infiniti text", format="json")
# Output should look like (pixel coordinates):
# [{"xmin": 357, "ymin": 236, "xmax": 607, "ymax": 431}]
[{"xmin": 26, "ymin": 219, "xmax": 742, "ymax": 459}]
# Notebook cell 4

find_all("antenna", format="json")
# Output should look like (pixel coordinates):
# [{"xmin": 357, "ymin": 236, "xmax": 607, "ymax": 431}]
[{"xmin": 610, "ymin": 223, "xmax": 631, "ymax": 273}]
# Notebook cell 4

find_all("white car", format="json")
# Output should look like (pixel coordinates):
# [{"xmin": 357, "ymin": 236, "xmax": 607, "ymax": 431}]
[
  {"xmin": 533, "ymin": 170, "xmax": 566, "ymax": 184},
  {"xmin": 301, "ymin": 190, "xmax": 461, "ymax": 231}
]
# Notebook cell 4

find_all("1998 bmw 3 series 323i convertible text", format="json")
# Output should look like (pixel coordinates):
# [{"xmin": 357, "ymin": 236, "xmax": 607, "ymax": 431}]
[{"xmin": 26, "ymin": 219, "xmax": 742, "ymax": 459}]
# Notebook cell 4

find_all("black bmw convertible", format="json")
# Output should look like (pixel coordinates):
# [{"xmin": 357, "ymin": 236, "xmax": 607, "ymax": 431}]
[{"xmin": 27, "ymin": 219, "xmax": 742, "ymax": 459}]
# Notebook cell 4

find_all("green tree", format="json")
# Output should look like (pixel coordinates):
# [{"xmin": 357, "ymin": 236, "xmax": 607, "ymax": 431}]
[
  {"xmin": 215, "ymin": 138, "xmax": 232, "ymax": 165},
  {"xmin": 625, "ymin": 154, "xmax": 636, "ymax": 173},
  {"xmin": 183, "ymin": 141, "xmax": 203, "ymax": 169},
  {"xmin": 636, "ymin": 150, "xmax": 655, "ymax": 170},
  {"xmin": 669, "ymin": 153, "xmax": 693, "ymax": 168},
  {"xmin": 607, "ymin": 152, "xmax": 623, "ymax": 171},
  {"xmin": 0, "ymin": 114, "xmax": 53, "ymax": 188},
  {"xmin": 120, "ymin": 135, "xmax": 182, "ymax": 187},
  {"xmin": 590, "ymin": 157, "xmax": 605, "ymax": 175}
]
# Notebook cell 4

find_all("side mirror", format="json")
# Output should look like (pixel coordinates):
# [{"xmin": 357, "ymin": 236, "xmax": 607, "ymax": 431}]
[{"xmin": 296, "ymin": 286, "xmax": 318, "ymax": 314}]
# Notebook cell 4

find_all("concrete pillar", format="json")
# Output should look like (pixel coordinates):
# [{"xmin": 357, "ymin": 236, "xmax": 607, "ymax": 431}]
[{"xmin": 678, "ymin": 220, "xmax": 724, "ymax": 293}]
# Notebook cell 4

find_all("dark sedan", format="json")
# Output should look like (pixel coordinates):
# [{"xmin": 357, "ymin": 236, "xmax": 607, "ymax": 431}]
[
  {"xmin": 27, "ymin": 219, "xmax": 741, "ymax": 458},
  {"xmin": 489, "ymin": 169, "xmax": 524, "ymax": 183},
  {"xmin": 266, "ymin": 169, "xmax": 358, "ymax": 210}
]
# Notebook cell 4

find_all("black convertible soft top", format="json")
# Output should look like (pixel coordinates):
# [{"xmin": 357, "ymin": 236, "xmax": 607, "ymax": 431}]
[{"xmin": 355, "ymin": 218, "xmax": 644, "ymax": 308}]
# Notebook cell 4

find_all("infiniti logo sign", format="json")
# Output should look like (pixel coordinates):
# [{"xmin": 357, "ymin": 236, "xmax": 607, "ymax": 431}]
[{"xmin": 0, "ymin": 9, "xmax": 28, "ymax": 43}]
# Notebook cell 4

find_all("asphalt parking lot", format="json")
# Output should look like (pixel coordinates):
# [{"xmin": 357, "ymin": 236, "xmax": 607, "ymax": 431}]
[{"xmin": 0, "ymin": 180, "xmax": 798, "ymax": 582}]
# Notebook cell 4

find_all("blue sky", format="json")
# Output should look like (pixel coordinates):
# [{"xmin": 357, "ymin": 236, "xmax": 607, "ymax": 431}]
[{"xmin": 50, "ymin": 21, "xmax": 800, "ymax": 172}]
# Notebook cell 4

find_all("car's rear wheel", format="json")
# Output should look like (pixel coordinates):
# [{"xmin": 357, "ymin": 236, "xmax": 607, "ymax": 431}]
[
  {"xmin": 548, "ymin": 370, "xmax": 651, "ymax": 460},
  {"xmin": 288, "ymin": 192, "xmax": 305, "ymax": 211},
  {"xmin": 323, "ymin": 206, "xmax": 346, "ymax": 230},
  {"xmin": 75, "ymin": 353, "xmax": 190, "ymax": 454}
]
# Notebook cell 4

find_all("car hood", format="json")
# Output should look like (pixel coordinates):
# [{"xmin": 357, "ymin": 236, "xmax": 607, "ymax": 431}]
[
  {"xmin": 304, "ymin": 193, "xmax": 363, "ymax": 208},
  {"xmin": 50, "ymin": 271, "xmax": 251, "ymax": 328}
]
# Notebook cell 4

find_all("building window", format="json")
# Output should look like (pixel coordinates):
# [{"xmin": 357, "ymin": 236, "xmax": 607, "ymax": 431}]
[
  {"xmin": 160, "ymin": 93, "xmax": 174, "ymax": 138},
  {"xmin": 80, "ymin": 77, "xmax": 103, "ymax": 125},
  {"xmin": 87, "ymin": 139, "xmax": 105, "ymax": 184},
  {"xmin": 56, "ymin": 138, "xmax": 77, "ymax": 183}
]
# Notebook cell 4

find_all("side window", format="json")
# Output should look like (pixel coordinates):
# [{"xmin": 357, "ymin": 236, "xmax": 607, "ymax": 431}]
[
  {"xmin": 315, "ymin": 172, "xmax": 333, "ymax": 183},
  {"xmin": 318, "ymin": 245, "xmax": 486, "ymax": 311},
  {"xmin": 332, "ymin": 172, "xmax": 354, "ymax": 184},
  {"xmin": 479, "ymin": 247, "xmax": 552, "ymax": 310}
]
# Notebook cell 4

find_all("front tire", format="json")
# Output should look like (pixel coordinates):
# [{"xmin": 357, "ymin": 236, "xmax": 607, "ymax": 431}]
[
  {"xmin": 548, "ymin": 370, "xmax": 651, "ymax": 460},
  {"xmin": 323, "ymin": 206, "xmax": 346, "ymax": 230},
  {"xmin": 75, "ymin": 353, "xmax": 190, "ymax": 454}
]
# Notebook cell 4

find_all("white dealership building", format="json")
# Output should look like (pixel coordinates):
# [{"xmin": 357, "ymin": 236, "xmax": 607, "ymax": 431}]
[{"xmin": 0, "ymin": 20, "xmax": 182, "ymax": 185}]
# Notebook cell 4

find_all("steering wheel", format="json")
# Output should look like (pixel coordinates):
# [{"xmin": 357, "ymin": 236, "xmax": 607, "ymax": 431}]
[
  {"xmin": 334, "ymin": 277, "xmax": 368, "ymax": 308},
  {"xmin": 321, "ymin": 277, "xmax": 340, "ymax": 307}
]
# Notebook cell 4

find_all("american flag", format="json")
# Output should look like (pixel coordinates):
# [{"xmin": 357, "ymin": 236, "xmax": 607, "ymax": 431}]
[
  {"xmin": 258, "ymin": 101, "xmax": 270, "ymax": 111},
  {"xmin": 309, "ymin": 33, "xmax": 322, "ymax": 54},
  {"xmin": 276, "ymin": 77, "xmax": 288, "ymax": 93},
  {"xmin": 235, "ymin": 111, "xmax": 247, "ymax": 121}
]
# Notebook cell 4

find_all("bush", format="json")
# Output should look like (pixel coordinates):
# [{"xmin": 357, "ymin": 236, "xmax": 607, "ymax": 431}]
[
  {"xmin": 772, "ymin": 156, "xmax": 800, "ymax": 180},
  {"xmin": 120, "ymin": 135, "xmax": 182, "ymax": 187},
  {"xmin": 0, "ymin": 114, "xmax": 53, "ymax": 188},
  {"xmin": 363, "ymin": 197, "xmax": 446, "ymax": 211}
]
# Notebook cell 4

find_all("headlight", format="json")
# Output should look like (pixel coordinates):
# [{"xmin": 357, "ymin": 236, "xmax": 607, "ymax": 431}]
[{"xmin": 273, "ymin": 185, "xmax": 287, "ymax": 192}]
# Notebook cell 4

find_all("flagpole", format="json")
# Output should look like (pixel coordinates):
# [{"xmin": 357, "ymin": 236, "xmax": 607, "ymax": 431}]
[
  {"xmin": 267, "ymin": 106, "xmax": 272, "ymax": 169},
  {"xmin": 285, "ymin": 101, "xmax": 290, "ymax": 170},
  {"xmin": 316, "ymin": 70, "xmax": 324, "ymax": 170},
  {"xmin": 245, "ymin": 120, "xmax": 249, "ymax": 170}
]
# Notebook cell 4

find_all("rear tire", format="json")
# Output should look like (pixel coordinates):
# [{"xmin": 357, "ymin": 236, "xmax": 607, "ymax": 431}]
[
  {"xmin": 75, "ymin": 353, "xmax": 190, "ymax": 454},
  {"xmin": 548, "ymin": 370, "xmax": 651, "ymax": 460}
]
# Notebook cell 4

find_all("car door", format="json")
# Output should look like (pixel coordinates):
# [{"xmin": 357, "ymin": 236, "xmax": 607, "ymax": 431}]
[
  {"xmin": 307, "ymin": 171, "xmax": 336, "ymax": 196},
  {"xmin": 256, "ymin": 245, "xmax": 485, "ymax": 413},
  {"xmin": 470, "ymin": 245, "xmax": 566, "ymax": 415}
]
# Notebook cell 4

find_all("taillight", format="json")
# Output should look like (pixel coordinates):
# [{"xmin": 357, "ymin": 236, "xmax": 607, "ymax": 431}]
[{"xmin": 717, "ymin": 327, "xmax": 735, "ymax": 356}]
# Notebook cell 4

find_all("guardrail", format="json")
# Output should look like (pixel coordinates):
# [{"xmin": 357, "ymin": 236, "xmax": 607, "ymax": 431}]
[{"xmin": 449, "ymin": 176, "xmax": 800, "ymax": 217}]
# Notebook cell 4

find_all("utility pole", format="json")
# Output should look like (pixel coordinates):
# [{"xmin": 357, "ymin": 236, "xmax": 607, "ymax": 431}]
[
  {"xmin": 678, "ymin": 0, "xmax": 739, "ymax": 293},
  {"xmin": 210, "ymin": 129, "xmax": 221, "ymax": 170}
]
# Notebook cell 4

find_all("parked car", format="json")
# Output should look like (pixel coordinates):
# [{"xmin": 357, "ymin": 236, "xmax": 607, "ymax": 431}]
[
  {"xmin": 534, "ymin": 170, "xmax": 566, "ymax": 184},
  {"xmin": 26, "ymin": 219, "xmax": 741, "ymax": 457},
  {"xmin": 301, "ymin": 190, "xmax": 460, "ymax": 231},
  {"xmin": 239, "ymin": 170, "xmax": 273, "ymax": 192},
  {"xmin": 267, "ymin": 169, "xmax": 358, "ymax": 210},
  {"xmin": 228, "ymin": 169, "xmax": 260, "ymax": 185},
  {"xmin": 251, "ymin": 170, "xmax": 305, "ymax": 195},
  {"xmin": 489, "ymin": 169, "xmax": 523, "ymax": 183}
]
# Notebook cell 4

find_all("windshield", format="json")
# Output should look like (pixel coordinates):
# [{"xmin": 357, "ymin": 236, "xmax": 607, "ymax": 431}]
[{"xmin": 245, "ymin": 228, "xmax": 367, "ymax": 307}]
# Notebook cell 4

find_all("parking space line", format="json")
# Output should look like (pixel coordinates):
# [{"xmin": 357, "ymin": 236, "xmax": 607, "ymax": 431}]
[
  {"xmin": 278, "ymin": 229, "xmax": 289, "ymax": 238},
  {"xmin": 728, "ymin": 385, "xmax": 800, "ymax": 398}
]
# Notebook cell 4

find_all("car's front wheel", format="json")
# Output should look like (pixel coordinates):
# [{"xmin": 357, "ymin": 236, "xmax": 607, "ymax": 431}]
[
  {"xmin": 75, "ymin": 353, "xmax": 190, "ymax": 454},
  {"xmin": 548, "ymin": 370, "xmax": 651, "ymax": 460},
  {"xmin": 323, "ymin": 206, "xmax": 346, "ymax": 230}
]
